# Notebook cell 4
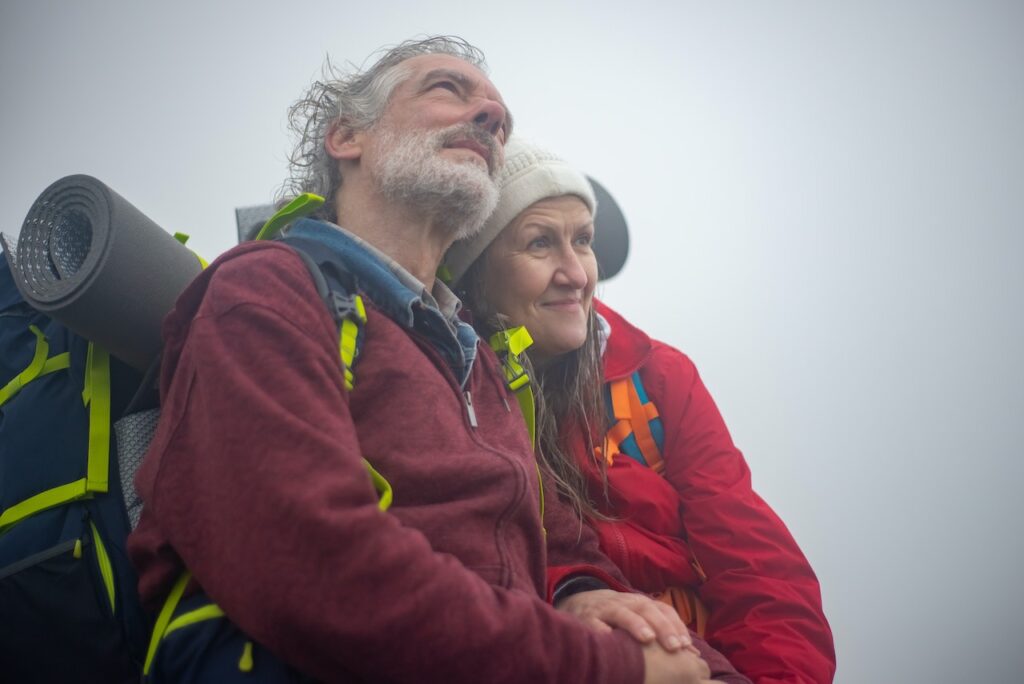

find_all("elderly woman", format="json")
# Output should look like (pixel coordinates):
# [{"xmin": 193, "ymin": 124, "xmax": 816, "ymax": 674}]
[{"xmin": 445, "ymin": 138, "xmax": 836, "ymax": 684}]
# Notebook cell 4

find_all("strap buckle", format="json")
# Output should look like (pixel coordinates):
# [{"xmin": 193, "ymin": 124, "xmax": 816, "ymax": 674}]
[
  {"xmin": 489, "ymin": 326, "xmax": 533, "ymax": 390},
  {"xmin": 329, "ymin": 291, "xmax": 367, "ymax": 325}
]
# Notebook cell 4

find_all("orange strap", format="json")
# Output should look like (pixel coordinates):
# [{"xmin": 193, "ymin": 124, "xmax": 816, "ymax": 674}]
[
  {"xmin": 603, "ymin": 377, "xmax": 664, "ymax": 472},
  {"xmin": 609, "ymin": 378, "xmax": 631, "ymax": 420},
  {"xmin": 628, "ymin": 382, "xmax": 663, "ymax": 473},
  {"xmin": 601, "ymin": 419, "xmax": 631, "ymax": 464},
  {"xmin": 654, "ymin": 586, "xmax": 710, "ymax": 637}
]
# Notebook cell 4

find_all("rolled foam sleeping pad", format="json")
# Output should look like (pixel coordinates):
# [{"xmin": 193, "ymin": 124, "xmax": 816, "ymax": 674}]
[{"xmin": 1, "ymin": 174, "xmax": 204, "ymax": 371}]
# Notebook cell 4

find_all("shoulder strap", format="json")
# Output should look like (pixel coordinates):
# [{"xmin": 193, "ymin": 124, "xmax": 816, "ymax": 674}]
[
  {"xmin": 487, "ymin": 326, "xmax": 544, "ymax": 532},
  {"xmin": 602, "ymin": 371, "xmax": 665, "ymax": 474},
  {"xmin": 278, "ymin": 236, "xmax": 367, "ymax": 392},
  {"xmin": 488, "ymin": 326, "xmax": 536, "ymax": 448},
  {"xmin": 250, "ymin": 194, "xmax": 367, "ymax": 391},
  {"xmin": 259, "ymin": 208, "xmax": 387, "ymax": 506}
]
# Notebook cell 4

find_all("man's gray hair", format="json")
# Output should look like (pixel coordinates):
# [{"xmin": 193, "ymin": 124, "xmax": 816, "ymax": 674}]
[{"xmin": 281, "ymin": 36, "xmax": 488, "ymax": 218}]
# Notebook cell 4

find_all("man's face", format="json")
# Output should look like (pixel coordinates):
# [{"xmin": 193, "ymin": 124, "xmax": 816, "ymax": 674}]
[
  {"xmin": 356, "ymin": 55, "xmax": 512, "ymax": 240},
  {"xmin": 370, "ymin": 54, "xmax": 510, "ymax": 174}
]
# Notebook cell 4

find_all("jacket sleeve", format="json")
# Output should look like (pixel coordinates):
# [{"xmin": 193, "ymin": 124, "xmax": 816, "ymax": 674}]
[
  {"xmin": 541, "ymin": 479, "xmax": 751, "ymax": 684},
  {"xmin": 136, "ymin": 247, "xmax": 644, "ymax": 684},
  {"xmin": 542, "ymin": 457, "xmax": 633, "ymax": 601},
  {"xmin": 643, "ymin": 342, "xmax": 836, "ymax": 684}
]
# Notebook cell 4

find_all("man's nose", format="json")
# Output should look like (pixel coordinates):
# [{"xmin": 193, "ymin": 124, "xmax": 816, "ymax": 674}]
[{"xmin": 471, "ymin": 98, "xmax": 507, "ymax": 138}]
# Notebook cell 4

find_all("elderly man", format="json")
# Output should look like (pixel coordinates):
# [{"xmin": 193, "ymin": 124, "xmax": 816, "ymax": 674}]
[{"xmin": 128, "ymin": 37, "xmax": 741, "ymax": 683}]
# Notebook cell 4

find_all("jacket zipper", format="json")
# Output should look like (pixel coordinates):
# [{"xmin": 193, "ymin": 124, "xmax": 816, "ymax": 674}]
[
  {"xmin": 404, "ymin": 330, "xmax": 481, "ymax": 432},
  {"xmin": 464, "ymin": 390, "xmax": 478, "ymax": 428},
  {"xmin": 609, "ymin": 521, "xmax": 630, "ymax": 573},
  {"xmin": 406, "ymin": 330, "xmax": 526, "ymax": 588}
]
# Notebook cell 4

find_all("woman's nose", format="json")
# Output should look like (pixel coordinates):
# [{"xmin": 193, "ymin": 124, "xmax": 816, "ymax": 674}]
[{"xmin": 553, "ymin": 248, "xmax": 589, "ymax": 290}]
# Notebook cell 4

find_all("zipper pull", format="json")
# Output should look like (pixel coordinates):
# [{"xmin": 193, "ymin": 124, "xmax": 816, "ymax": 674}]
[{"xmin": 464, "ymin": 390, "xmax": 478, "ymax": 428}]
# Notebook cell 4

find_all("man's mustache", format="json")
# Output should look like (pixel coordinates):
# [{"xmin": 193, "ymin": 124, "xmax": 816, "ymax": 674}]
[{"xmin": 440, "ymin": 124, "xmax": 502, "ymax": 177}]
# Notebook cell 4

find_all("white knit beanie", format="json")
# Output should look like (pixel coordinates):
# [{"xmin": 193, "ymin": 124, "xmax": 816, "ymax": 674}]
[{"xmin": 445, "ymin": 136, "xmax": 596, "ymax": 284}]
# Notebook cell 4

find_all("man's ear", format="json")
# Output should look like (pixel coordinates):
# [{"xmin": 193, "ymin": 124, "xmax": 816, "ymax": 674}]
[{"xmin": 325, "ymin": 121, "xmax": 362, "ymax": 161}]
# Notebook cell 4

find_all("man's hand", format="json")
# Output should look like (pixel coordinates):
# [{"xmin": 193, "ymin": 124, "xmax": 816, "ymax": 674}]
[
  {"xmin": 642, "ymin": 641, "xmax": 712, "ymax": 684},
  {"xmin": 556, "ymin": 589, "xmax": 694, "ymax": 652}
]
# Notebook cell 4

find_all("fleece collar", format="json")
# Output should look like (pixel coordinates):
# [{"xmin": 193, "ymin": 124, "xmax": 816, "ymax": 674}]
[{"xmin": 286, "ymin": 218, "xmax": 478, "ymax": 387}]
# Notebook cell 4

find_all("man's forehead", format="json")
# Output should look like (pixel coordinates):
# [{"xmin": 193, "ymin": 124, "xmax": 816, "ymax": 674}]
[{"xmin": 399, "ymin": 54, "xmax": 503, "ymax": 101}]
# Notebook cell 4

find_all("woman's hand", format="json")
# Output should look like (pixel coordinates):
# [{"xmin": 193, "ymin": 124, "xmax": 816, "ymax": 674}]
[
  {"xmin": 641, "ymin": 641, "xmax": 711, "ymax": 684},
  {"xmin": 556, "ymin": 589, "xmax": 695, "ymax": 652}
]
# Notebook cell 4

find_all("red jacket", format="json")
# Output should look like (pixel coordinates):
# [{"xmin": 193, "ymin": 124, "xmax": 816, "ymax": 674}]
[
  {"xmin": 129, "ymin": 242, "xmax": 645, "ymax": 683},
  {"xmin": 587, "ymin": 300, "xmax": 836, "ymax": 684}
]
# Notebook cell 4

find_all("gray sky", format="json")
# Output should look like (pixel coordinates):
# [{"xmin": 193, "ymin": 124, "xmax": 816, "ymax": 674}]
[{"xmin": 3, "ymin": 1, "xmax": 1022, "ymax": 681}]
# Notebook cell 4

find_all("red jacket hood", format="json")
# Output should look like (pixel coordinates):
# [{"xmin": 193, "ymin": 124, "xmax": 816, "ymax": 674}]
[{"xmin": 595, "ymin": 298, "xmax": 652, "ymax": 381}]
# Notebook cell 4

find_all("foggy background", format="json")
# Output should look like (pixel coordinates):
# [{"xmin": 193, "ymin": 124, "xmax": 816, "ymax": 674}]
[{"xmin": 2, "ymin": 1, "xmax": 1021, "ymax": 681}]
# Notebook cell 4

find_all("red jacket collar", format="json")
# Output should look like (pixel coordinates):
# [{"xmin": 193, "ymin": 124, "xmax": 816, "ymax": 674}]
[{"xmin": 595, "ymin": 298, "xmax": 653, "ymax": 381}]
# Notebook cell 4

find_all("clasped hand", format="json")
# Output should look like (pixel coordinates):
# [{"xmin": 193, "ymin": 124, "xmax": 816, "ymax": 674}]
[{"xmin": 556, "ymin": 589, "xmax": 721, "ymax": 684}]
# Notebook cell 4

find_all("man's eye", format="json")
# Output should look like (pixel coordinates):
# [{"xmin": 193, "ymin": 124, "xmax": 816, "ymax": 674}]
[{"xmin": 432, "ymin": 81, "xmax": 459, "ymax": 94}]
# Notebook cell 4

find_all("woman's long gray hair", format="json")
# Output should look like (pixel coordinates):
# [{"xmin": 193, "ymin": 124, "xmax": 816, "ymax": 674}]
[
  {"xmin": 279, "ymin": 36, "xmax": 487, "ymax": 220},
  {"xmin": 458, "ymin": 258, "xmax": 608, "ymax": 522}
]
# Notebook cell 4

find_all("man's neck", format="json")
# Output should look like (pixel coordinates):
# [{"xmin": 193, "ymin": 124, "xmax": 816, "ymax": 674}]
[{"xmin": 334, "ymin": 183, "xmax": 454, "ymax": 287}]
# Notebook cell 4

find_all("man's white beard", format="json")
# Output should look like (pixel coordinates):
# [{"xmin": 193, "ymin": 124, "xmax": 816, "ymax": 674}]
[{"xmin": 372, "ymin": 122, "xmax": 500, "ymax": 242}]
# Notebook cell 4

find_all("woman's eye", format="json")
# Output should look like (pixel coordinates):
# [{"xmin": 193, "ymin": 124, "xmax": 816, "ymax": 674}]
[
  {"xmin": 574, "ymin": 233, "xmax": 594, "ymax": 247},
  {"xmin": 527, "ymin": 236, "xmax": 550, "ymax": 250}
]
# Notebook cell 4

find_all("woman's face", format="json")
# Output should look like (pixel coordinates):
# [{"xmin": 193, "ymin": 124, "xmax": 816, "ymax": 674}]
[{"xmin": 482, "ymin": 195, "xmax": 597, "ymax": 365}]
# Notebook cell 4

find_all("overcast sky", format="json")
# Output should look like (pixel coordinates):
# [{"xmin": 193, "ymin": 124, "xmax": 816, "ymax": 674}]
[{"xmin": 3, "ymin": 2, "xmax": 1022, "ymax": 681}]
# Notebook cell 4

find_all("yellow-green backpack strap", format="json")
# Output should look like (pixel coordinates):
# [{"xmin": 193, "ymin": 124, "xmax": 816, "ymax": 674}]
[
  {"xmin": 435, "ymin": 264, "xmax": 454, "ymax": 286},
  {"xmin": 255, "ymin": 193, "xmax": 326, "ymax": 241},
  {"xmin": 362, "ymin": 458, "xmax": 393, "ymax": 511},
  {"xmin": 338, "ymin": 295, "xmax": 367, "ymax": 391},
  {"xmin": 172, "ymin": 232, "xmax": 209, "ymax": 268},
  {"xmin": 0, "ymin": 336, "xmax": 108, "ymax": 532},
  {"xmin": 82, "ymin": 342, "xmax": 111, "ymax": 493},
  {"xmin": 141, "ymin": 457, "xmax": 391, "ymax": 677},
  {"xmin": 144, "ymin": 571, "xmax": 192, "ymax": 675},
  {"xmin": 0, "ymin": 325, "xmax": 69, "ymax": 406},
  {"xmin": 488, "ymin": 326, "xmax": 543, "ymax": 531},
  {"xmin": 488, "ymin": 326, "xmax": 536, "ymax": 448},
  {"xmin": 164, "ymin": 603, "xmax": 226, "ymax": 638}
]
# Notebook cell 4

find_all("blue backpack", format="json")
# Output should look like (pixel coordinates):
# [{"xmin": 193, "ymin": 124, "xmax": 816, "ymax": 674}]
[
  {"xmin": 0, "ymin": 193, "xmax": 376, "ymax": 682},
  {"xmin": 0, "ymin": 257, "xmax": 150, "ymax": 682}
]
